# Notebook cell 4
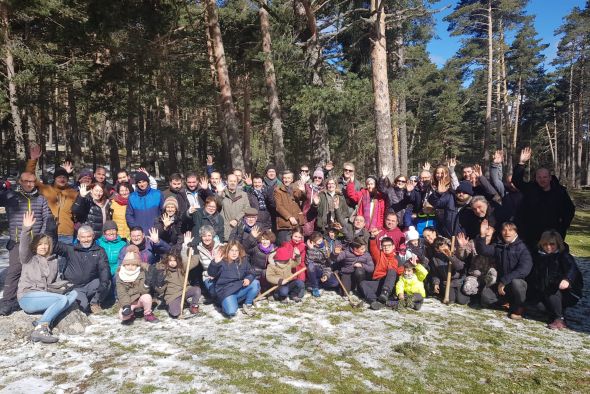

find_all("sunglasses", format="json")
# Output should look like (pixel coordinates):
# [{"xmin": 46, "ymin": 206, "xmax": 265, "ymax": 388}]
[
  {"xmin": 396, "ymin": 180, "xmax": 407, "ymax": 183},
  {"xmin": 313, "ymin": 176, "xmax": 323, "ymax": 180},
  {"xmin": 344, "ymin": 169, "xmax": 354, "ymax": 173}
]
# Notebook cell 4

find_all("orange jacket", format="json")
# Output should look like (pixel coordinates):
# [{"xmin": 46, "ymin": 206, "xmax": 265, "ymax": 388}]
[{"xmin": 369, "ymin": 238, "xmax": 403, "ymax": 280}]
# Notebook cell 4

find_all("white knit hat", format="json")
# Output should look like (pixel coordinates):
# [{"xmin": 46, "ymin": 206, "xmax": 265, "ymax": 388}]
[{"xmin": 405, "ymin": 226, "xmax": 419, "ymax": 242}]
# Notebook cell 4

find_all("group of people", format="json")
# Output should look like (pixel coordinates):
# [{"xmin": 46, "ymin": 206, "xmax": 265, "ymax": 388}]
[{"xmin": 0, "ymin": 144, "xmax": 583, "ymax": 344}]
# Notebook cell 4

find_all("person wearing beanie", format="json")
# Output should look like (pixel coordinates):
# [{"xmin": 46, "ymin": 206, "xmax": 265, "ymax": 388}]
[
  {"xmin": 402, "ymin": 225, "xmax": 429, "ymax": 269},
  {"xmin": 296, "ymin": 167, "xmax": 325, "ymax": 237},
  {"xmin": 428, "ymin": 179, "xmax": 475, "ymax": 238},
  {"xmin": 266, "ymin": 245, "xmax": 305, "ymax": 303},
  {"xmin": 96, "ymin": 220, "xmax": 127, "ymax": 297},
  {"xmin": 24, "ymin": 147, "xmax": 78, "ymax": 244},
  {"xmin": 127, "ymin": 169, "xmax": 165, "ymax": 234},
  {"xmin": 116, "ymin": 249, "xmax": 159, "ymax": 324},
  {"xmin": 306, "ymin": 232, "xmax": 338, "ymax": 298},
  {"xmin": 77, "ymin": 169, "xmax": 94, "ymax": 188},
  {"xmin": 154, "ymin": 196, "xmax": 183, "ymax": 245},
  {"xmin": 395, "ymin": 256, "xmax": 428, "ymax": 311}
]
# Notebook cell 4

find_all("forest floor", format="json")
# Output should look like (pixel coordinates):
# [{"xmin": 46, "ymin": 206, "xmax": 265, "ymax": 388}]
[{"xmin": 0, "ymin": 201, "xmax": 588, "ymax": 393}]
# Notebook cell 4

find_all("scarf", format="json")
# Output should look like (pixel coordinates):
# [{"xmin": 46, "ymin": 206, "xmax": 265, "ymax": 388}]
[
  {"xmin": 119, "ymin": 265, "xmax": 140, "ymax": 282},
  {"xmin": 258, "ymin": 243, "xmax": 275, "ymax": 255},
  {"xmin": 113, "ymin": 194, "xmax": 128, "ymax": 206},
  {"xmin": 17, "ymin": 185, "xmax": 39, "ymax": 198},
  {"xmin": 252, "ymin": 188, "xmax": 267, "ymax": 211}
]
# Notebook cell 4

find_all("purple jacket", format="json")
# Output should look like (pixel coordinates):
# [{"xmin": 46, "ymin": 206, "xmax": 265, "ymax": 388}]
[{"xmin": 333, "ymin": 248, "xmax": 374, "ymax": 274}]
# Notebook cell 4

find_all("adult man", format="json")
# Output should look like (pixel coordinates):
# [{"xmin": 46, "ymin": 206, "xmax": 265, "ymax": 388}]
[
  {"xmin": 164, "ymin": 173, "xmax": 211, "ymax": 232},
  {"xmin": 428, "ymin": 180, "xmax": 474, "ymax": 238},
  {"xmin": 54, "ymin": 225, "xmax": 111, "ymax": 313},
  {"xmin": 27, "ymin": 145, "xmax": 78, "ymax": 244},
  {"xmin": 274, "ymin": 170, "xmax": 306, "ymax": 245},
  {"xmin": 0, "ymin": 171, "xmax": 51, "ymax": 315},
  {"xmin": 244, "ymin": 174, "xmax": 273, "ymax": 231},
  {"xmin": 228, "ymin": 207, "xmax": 260, "ymax": 251},
  {"xmin": 337, "ymin": 162, "xmax": 362, "ymax": 214},
  {"xmin": 115, "ymin": 168, "xmax": 157, "ymax": 191},
  {"xmin": 513, "ymin": 147, "xmax": 575, "ymax": 248},
  {"xmin": 263, "ymin": 164, "xmax": 281, "ymax": 229},
  {"xmin": 126, "ymin": 172, "xmax": 164, "ymax": 234},
  {"xmin": 459, "ymin": 195, "xmax": 500, "ymax": 240},
  {"xmin": 93, "ymin": 166, "xmax": 114, "ymax": 195},
  {"xmin": 118, "ymin": 227, "xmax": 171, "ymax": 265},
  {"xmin": 374, "ymin": 213, "xmax": 405, "ymax": 250},
  {"xmin": 219, "ymin": 174, "xmax": 251, "ymax": 241}
]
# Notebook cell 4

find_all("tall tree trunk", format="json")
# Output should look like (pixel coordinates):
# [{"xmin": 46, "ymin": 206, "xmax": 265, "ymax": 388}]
[
  {"xmin": 138, "ymin": 101, "xmax": 146, "ymax": 165},
  {"xmin": 508, "ymin": 76, "xmax": 522, "ymax": 172},
  {"xmin": 483, "ymin": 0, "xmax": 493, "ymax": 169},
  {"xmin": 370, "ymin": 0, "xmax": 394, "ymax": 178},
  {"xmin": 299, "ymin": 0, "xmax": 330, "ymax": 166},
  {"xmin": 576, "ymin": 66, "xmax": 584, "ymax": 188},
  {"xmin": 126, "ymin": 84, "xmax": 134, "ymax": 168},
  {"xmin": 205, "ymin": 0, "xmax": 244, "ymax": 171},
  {"xmin": 259, "ymin": 1, "xmax": 286, "ymax": 171},
  {"xmin": 568, "ymin": 64, "xmax": 575, "ymax": 188},
  {"xmin": 395, "ymin": 32, "xmax": 408, "ymax": 177},
  {"xmin": 390, "ymin": 96, "xmax": 400, "ymax": 175},
  {"xmin": 1, "ymin": 3, "xmax": 25, "ymax": 163},
  {"xmin": 242, "ymin": 74, "xmax": 252, "ymax": 172},
  {"xmin": 67, "ymin": 85, "xmax": 83, "ymax": 165}
]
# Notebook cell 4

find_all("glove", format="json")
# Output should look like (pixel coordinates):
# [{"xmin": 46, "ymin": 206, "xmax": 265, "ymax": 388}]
[
  {"xmin": 121, "ymin": 305, "xmax": 132, "ymax": 316},
  {"xmin": 277, "ymin": 278, "xmax": 283, "ymax": 286}
]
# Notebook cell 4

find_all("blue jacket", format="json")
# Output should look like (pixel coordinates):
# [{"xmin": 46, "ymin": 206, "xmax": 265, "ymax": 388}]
[
  {"xmin": 207, "ymin": 257, "xmax": 256, "ymax": 302},
  {"xmin": 126, "ymin": 187, "xmax": 164, "ymax": 233},
  {"xmin": 96, "ymin": 235, "xmax": 127, "ymax": 275}
]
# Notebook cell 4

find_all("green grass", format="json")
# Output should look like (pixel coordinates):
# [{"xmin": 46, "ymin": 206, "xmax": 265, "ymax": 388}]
[{"xmin": 569, "ymin": 209, "xmax": 590, "ymax": 258}]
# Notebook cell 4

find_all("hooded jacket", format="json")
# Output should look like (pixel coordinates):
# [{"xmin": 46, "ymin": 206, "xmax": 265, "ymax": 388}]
[
  {"xmin": 126, "ymin": 186, "xmax": 164, "ymax": 234},
  {"xmin": 475, "ymin": 235, "xmax": 533, "ymax": 286}
]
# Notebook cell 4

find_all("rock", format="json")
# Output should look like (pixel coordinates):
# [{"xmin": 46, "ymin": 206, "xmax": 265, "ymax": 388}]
[{"xmin": 52, "ymin": 304, "xmax": 92, "ymax": 335}]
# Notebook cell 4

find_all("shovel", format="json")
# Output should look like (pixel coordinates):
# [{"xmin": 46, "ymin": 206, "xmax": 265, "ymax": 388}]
[{"xmin": 334, "ymin": 272, "xmax": 362, "ymax": 308}]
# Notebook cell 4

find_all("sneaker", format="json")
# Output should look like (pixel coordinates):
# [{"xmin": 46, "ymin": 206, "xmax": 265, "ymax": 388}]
[
  {"xmin": 242, "ymin": 304, "xmax": 255, "ymax": 315},
  {"xmin": 378, "ymin": 288, "xmax": 390, "ymax": 304},
  {"xmin": 370, "ymin": 301, "xmax": 384, "ymax": 310},
  {"xmin": 509, "ymin": 307, "xmax": 525, "ymax": 320},
  {"xmin": 280, "ymin": 298, "xmax": 292, "ymax": 305},
  {"xmin": 547, "ymin": 318, "xmax": 567, "ymax": 330},
  {"xmin": 189, "ymin": 304, "xmax": 200, "ymax": 315},
  {"xmin": 90, "ymin": 304, "xmax": 102, "ymax": 314},
  {"xmin": 311, "ymin": 288, "xmax": 321, "ymax": 297},
  {"xmin": 291, "ymin": 296, "xmax": 302, "ymax": 303},
  {"xmin": 30, "ymin": 325, "xmax": 58, "ymax": 344},
  {"xmin": 144, "ymin": 312, "xmax": 159, "ymax": 323},
  {"xmin": 484, "ymin": 268, "xmax": 497, "ymax": 287},
  {"xmin": 121, "ymin": 315, "xmax": 136, "ymax": 326}
]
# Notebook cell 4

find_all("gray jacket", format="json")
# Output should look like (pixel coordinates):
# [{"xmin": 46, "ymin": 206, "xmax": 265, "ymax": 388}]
[
  {"xmin": 17, "ymin": 226, "xmax": 59, "ymax": 300},
  {"xmin": 0, "ymin": 187, "xmax": 51, "ymax": 248}
]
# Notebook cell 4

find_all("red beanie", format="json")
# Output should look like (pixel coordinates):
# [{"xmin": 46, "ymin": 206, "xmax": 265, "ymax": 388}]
[{"xmin": 274, "ymin": 246, "xmax": 292, "ymax": 261}]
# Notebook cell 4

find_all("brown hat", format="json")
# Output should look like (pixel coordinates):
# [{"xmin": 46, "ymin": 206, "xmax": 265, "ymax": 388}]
[
  {"xmin": 244, "ymin": 207, "xmax": 258, "ymax": 217},
  {"xmin": 163, "ymin": 196, "xmax": 179, "ymax": 211}
]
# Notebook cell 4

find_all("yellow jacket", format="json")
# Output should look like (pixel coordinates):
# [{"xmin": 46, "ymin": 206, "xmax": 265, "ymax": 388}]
[
  {"xmin": 110, "ymin": 200, "xmax": 130, "ymax": 240},
  {"xmin": 395, "ymin": 264, "xmax": 428, "ymax": 298}
]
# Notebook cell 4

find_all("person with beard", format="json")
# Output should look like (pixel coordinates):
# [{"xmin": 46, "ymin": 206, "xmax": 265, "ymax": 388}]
[
  {"xmin": 274, "ymin": 171, "xmax": 306, "ymax": 245},
  {"xmin": 55, "ymin": 225, "xmax": 111, "ymax": 314},
  {"xmin": 191, "ymin": 196, "xmax": 225, "ymax": 243},
  {"xmin": 243, "ymin": 174, "xmax": 273, "ymax": 231},
  {"xmin": 93, "ymin": 166, "xmax": 114, "ymax": 196},
  {"xmin": 512, "ymin": 147, "xmax": 575, "ymax": 249},
  {"xmin": 374, "ymin": 213, "xmax": 405, "ymax": 251},
  {"xmin": 110, "ymin": 182, "xmax": 131, "ymax": 240},
  {"xmin": 114, "ymin": 168, "xmax": 158, "ymax": 192},
  {"xmin": 345, "ymin": 175, "xmax": 385, "ymax": 231},
  {"xmin": 0, "ymin": 171, "xmax": 51, "ymax": 315},
  {"xmin": 428, "ymin": 180, "xmax": 474, "ymax": 238},
  {"xmin": 126, "ymin": 172, "xmax": 164, "ymax": 234},
  {"xmin": 117, "ymin": 227, "xmax": 171, "ymax": 266},
  {"xmin": 219, "ymin": 174, "xmax": 251, "ymax": 241},
  {"xmin": 26, "ymin": 144, "xmax": 78, "ymax": 244}
]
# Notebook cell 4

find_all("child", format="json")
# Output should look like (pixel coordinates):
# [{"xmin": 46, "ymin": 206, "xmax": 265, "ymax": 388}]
[
  {"xmin": 360, "ymin": 235, "xmax": 402, "ymax": 310},
  {"xmin": 430, "ymin": 237, "xmax": 470, "ymax": 305},
  {"xmin": 155, "ymin": 234, "xmax": 202, "ymax": 317},
  {"xmin": 266, "ymin": 245, "xmax": 305, "ymax": 303},
  {"xmin": 248, "ymin": 229, "xmax": 276, "ymax": 281},
  {"xmin": 96, "ymin": 220, "xmax": 127, "ymax": 297},
  {"xmin": 395, "ymin": 255, "xmax": 428, "ymax": 311},
  {"xmin": 306, "ymin": 231, "xmax": 339, "ymax": 297},
  {"xmin": 208, "ymin": 241, "xmax": 260, "ymax": 317},
  {"xmin": 333, "ymin": 237, "xmax": 374, "ymax": 294},
  {"xmin": 116, "ymin": 246, "xmax": 159, "ymax": 324}
]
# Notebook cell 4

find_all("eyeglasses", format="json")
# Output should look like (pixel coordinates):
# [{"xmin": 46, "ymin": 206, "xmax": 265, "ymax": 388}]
[
  {"xmin": 344, "ymin": 169, "xmax": 354, "ymax": 173},
  {"xmin": 313, "ymin": 176, "xmax": 322, "ymax": 180},
  {"xmin": 396, "ymin": 180, "xmax": 407, "ymax": 184}
]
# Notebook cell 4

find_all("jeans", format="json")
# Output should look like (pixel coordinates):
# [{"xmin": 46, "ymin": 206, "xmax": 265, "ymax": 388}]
[
  {"xmin": 220, "ymin": 280, "xmax": 260, "ymax": 317},
  {"xmin": 203, "ymin": 279, "xmax": 217, "ymax": 299},
  {"xmin": 277, "ymin": 280, "xmax": 304, "ymax": 299},
  {"xmin": 19, "ymin": 290, "xmax": 79, "ymax": 325}
]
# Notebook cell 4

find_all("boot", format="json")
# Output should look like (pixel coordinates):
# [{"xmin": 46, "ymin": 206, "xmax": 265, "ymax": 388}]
[
  {"xmin": 143, "ymin": 312, "xmax": 159, "ymax": 323},
  {"xmin": 30, "ymin": 324, "xmax": 58, "ymax": 344},
  {"xmin": 547, "ymin": 318, "xmax": 567, "ymax": 330},
  {"xmin": 0, "ymin": 298, "xmax": 21, "ymax": 316},
  {"xmin": 509, "ymin": 307, "xmax": 525, "ymax": 320},
  {"xmin": 377, "ymin": 288, "xmax": 391, "ymax": 304},
  {"xmin": 370, "ymin": 301, "xmax": 384, "ymax": 310}
]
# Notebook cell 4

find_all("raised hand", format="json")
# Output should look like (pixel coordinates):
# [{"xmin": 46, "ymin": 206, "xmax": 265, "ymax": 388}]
[
  {"xmin": 493, "ymin": 150, "xmax": 503, "ymax": 164},
  {"xmin": 300, "ymin": 173, "xmax": 310, "ymax": 184},
  {"xmin": 183, "ymin": 231, "xmax": 194, "ymax": 245},
  {"xmin": 480, "ymin": 219, "xmax": 489, "ymax": 238},
  {"xmin": 422, "ymin": 161, "xmax": 431, "ymax": 171},
  {"xmin": 369, "ymin": 228, "xmax": 380, "ymax": 238},
  {"xmin": 519, "ymin": 147, "xmax": 531, "ymax": 164},
  {"xmin": 306, "ymin": 239, "xmax": 315, "ymax": 249},
  {"xmin": 199, "ymin": 176, "xmax": 209, "ymax": 190},
  {"xmin": 206, "ymin": 154, "xmax": 214, "ymax": 166},
  {"xmin": 325, "ymin": 161, "xmax": 334, "ymax": 172},
  {"xmin": 406, "ymin": 179, "xmax": 416, "ymax": 193},
  {"xmin": 162, "ymin": 214, "xmax": 173, "ymax": 229},
  {"xmin": 61, "ymin": 161, "xmax": 74, "ymax": 174},
  {"xmin": 79, "ymin": 183, "xmax": 89, "ymax": 198},
  {"xmin": 29, "ymin": 142, "xmax": 42, "ymax": 160},
  {"xmin": 216, "ymin": 182, "xmax": 226, "ymax": 194},
  {"xmin": 410, "ymin": 255, "xmax": 418, "ymax": 266},
  {"xmin": 213, "ymin": 247, "xmax": 223, "ymax": 263},
  {"xmin": 138, "ymin": 167, "xmax": 150, "ymax": 176},
  {"xmin": 332, "ymin": 222, "xmax": 343, "ymax": 231},
  {"xmin": 23, "ymin": 210, "xmax": 36, "ymax": 228},
  {"xmin": 250, "ymin": 225, "xmax": 261, "ymax": 239},
  {"xmin": 448, "ymin": 157, "xmax": 457, "ymax": 168},
  {"xmin": 473, "ymin": 164, "xmax": 482, "ymax": 177},
  {"xmin": 148, "ymin": 227, "xmax": 160, "ymax": 244},
  {"xmin": 456, "ymin": 232, "xmax": 469, "ymax": 248},
  {"xmin": 244, "ymin": 173, "xmax": 253, "ymax": 186}
]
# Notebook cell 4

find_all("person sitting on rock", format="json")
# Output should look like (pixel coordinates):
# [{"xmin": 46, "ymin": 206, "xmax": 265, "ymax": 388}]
[{"xmin": 17, "ymin": 212, "xmax": 78, "ymax": 344}]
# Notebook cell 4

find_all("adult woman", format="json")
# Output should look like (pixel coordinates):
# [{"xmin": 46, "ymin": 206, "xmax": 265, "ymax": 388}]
[
  {"xmin": 191, "ymin": 196, "xmax": 225, "ymax": 242},
  {"xmin": 316, "ymin": 177, "xmax": 348, "ymax": 233},
  {"xmin": 531, "ymin": 230, "xmax": 583, "ymax": 329},
  {"xmin": 345, "ymin": 175, "xmax": 385, "ymax": 231},
  {"xmin": 154, "ymin": 197, "xmax": 183, "ymax": 245},
  {"xmin": 299, "ymin": 169, "xmax": 325, "ymax": 236},
  {"xmin": 72, "ymin": 182, "xmax": 111, "ymax": 239},
  {"xmin": 196, "ymin": 224, "xmax": 224, "ymax": 291},
  {"xmin": 378, "ymin": 175, "xmax": 411, "ymax": 224},
  {"xmin": 208, "ymin": 241, "xmax": 260, "ymax": 317},
  {"xmin": 17, "ymin": 211, "xmax": 78, "ymax": 343},
  {"xmin": 110, "ymin": 182, "xmax": 131, "ymax": 239}
]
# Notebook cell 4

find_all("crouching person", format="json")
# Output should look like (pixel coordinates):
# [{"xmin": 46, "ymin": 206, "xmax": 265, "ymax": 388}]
[
  {"xmin": 306, "ymin": 232, "xmax": 339, "ymax": 297},
  {"xmin": 475, "ymin": 220, "xmax": 532, "ymax": 320},
  {"xmin": 208, "ymin": 241, "xmax": 260, "ymax": 317},
  {"xmin": 155, "ymin": 233, "xmax": 202, "ymax": 318},
  {"xmin": 267, "ymin": 245, "xmax": 305, "ymax": 303},
  {"xmin": 117, "ymin": 246, "xmax": 159, "ymax": 324},
  {"xmin": 395, "ymin": 255, "xmax": 428, "ymax": 311},
  {"xmin": 17, "ymin": 212, "xmax": 78, "ymax": 343},
  {"xmin": 430, "ymin": 237, "xmax": 470, "ymax": 305},
  {"xmin": 359, "ymin": 236, "xmax": 399, "ymax": 310}
]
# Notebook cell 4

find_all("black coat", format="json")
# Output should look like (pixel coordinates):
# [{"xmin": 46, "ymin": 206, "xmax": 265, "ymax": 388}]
[
  {"xmin": 245, "ymin": 186, "xmax": 273, "ymax": 231},
  {"xmin": 512, "ymin": 164, "xmax": 575, "ymax": 246},
  {"xmin": 154, "ymin": 214, "xmax": 183, "ymax": 246},
  {"xmin": 475, "ymin": 236, "xmax": 533, "ymax": 286},
  {"xmin": 459, "ymin": 205, "xmax": 499, "ymax": 240},
  {"xmin": 378, "ymin": 177, "xmax": 410, "ymax": 222},
  {"xmin": 207, "ymin": 257, "xmax": 256, "ymax": 302},
  {"xmin": 191, "ymin": 208, "xmax": 225, "ymax": 243},
  {"xmin": 429, "ymin": 253, "xmax": 466, "ymax": 288},
  {"xmin": 532, "ymin": 248, "xmax": 583, "ymax": 299},
  {"xmin": 72, "ymin": 195, "xmax": 111, "ymax": 239}
]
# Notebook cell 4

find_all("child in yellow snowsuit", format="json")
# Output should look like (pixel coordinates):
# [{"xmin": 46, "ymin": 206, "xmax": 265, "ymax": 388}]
[{"xmin": 395, "ymin": 255, "xmax": 428, "ymax": 311}]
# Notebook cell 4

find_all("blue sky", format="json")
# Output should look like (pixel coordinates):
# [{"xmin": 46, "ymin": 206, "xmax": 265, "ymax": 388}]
[{"xmin": 427, "ymin": 0, "xmax": 586, "ymax": 70}]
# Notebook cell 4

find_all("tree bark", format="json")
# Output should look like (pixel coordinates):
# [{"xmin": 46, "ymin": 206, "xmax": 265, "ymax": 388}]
[
  {"xmin": 242, "ymin": 74, "xmax": 252, "ymax": 172},
  {"xmin": 370, "ymin": 0, "xmax": 394, "ymax": 178},
  {"xmin": 568, "ymin": 64, "xmax": 575, "ymax": 188},
  {"xmin": 259, "ymin": 2, "xmax": 286, "ymax": 171},
  {"xmin": 67, "ymin": 85, "xmax": 83, "ymax": 165},
  {"xmin": 205, "ymin": 0, "xmax": 244, "ymax": 171},
  {"xmin": 390, "ymin": 96, "xmax": 400, "ymax": 175},
  {"xmin": 508, "ymin": 76, "xmax": 522, "ymax": 172},
  {"xmin": 483, "ymin": 0, "xmax": 493, "ymax": 170},
  {"xmin": 1, "ymin": 3, "xmax": 25, "ymax": 163},
  {"xmin": 394, "ymin": 24, "xmax": 408, "ymax": 177}
]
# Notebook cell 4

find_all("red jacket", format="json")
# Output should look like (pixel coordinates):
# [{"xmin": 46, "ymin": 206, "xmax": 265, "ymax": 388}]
[
  {"xmin": 346, "ymin": 183, "xmax": 385, "ymax": 230},
  {"xmin": 279, "ymin": 240, "xmax": 307, "ymax": 281},
  {"xmin": 369, "ymin": 238, "xmax": 403, "ymax": 280}
]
